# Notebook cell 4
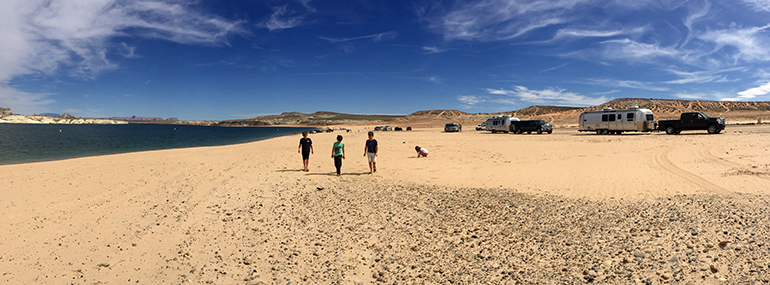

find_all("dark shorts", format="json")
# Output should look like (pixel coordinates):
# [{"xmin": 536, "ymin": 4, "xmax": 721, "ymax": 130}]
[{"xmin": 302, "ymin": 151, "xmax": 310, "ymax": 160}]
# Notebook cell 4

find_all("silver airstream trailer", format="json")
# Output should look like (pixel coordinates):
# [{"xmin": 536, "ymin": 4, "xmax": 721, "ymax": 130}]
[
  {"xmin": 578, "ymin": 107, "xmax": 656, "ymax": 134},
  {"xmin": 485, "ymin": 115, "xmax": 520, "ymax": 133}
]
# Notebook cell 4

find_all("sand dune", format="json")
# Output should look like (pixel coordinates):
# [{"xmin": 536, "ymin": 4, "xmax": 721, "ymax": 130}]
[{"xmin": 1, "ymin": 125, "xmax": 770, "ymax": 284}]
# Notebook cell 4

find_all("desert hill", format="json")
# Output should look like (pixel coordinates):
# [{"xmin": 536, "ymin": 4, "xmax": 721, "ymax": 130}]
[
  {"xmin": 220, "ymin": 111, "xmax": 402, "ymax": 126},
  {"xmin": 212, "ymin": 99, "xmax": 770, "ymax": 127}
]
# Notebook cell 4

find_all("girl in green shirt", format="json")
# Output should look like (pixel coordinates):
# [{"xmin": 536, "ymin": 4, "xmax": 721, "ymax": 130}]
[{"xmin": 332, "ymin": 135, "xmax": 345, "ymax": 175}]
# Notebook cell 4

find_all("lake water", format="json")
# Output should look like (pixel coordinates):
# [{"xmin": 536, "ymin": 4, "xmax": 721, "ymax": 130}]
[{"xmin": 0, "ymin": 124, "xmax": 317, "ymax": 165}]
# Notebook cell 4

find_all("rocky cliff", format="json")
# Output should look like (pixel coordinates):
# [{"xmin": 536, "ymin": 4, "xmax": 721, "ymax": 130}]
[
  {"xmin": 1, "ymin": 107, "xmax": 11, "ymax": 115},
  {"xmin": 0, "ymin": 114, "xmax": 128, "ymax": 124}
]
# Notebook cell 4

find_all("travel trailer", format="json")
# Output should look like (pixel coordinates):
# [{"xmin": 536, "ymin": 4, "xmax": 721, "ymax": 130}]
[
  {"xmin": 578, "ymin": 107, "xmax": 656, "ymax": 134},
  {"xmin": 485, "ymin": 115, "xmax": 520, "ymax": 133}
]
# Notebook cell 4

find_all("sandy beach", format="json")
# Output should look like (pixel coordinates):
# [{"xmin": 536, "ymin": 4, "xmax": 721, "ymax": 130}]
[{"xmin": 2, "ymin": 125, "xmax": 770, "ymax": 284}]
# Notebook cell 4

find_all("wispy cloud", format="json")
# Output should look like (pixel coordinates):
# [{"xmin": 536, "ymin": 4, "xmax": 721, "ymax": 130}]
[
  {"xmin": 485, "ymin": 85, "xmax": 608, "ymax": 106},
  {"xmin": 423, "ymin": 46, "xmax": 450, "ymax": 54},
  {"xmin": 662, "ymin": 68, "xmax": 739, "ymax": 84},
  {"xmin": 0, "ymin": 86, "xmax": 55, "ymax": 115},
  {"xmin": 698, "ymin": 24, "xmax": 770, "ymax": 62},
  {"xmin": 458, "ymin": 95, "xmax": 484, "ymax": 106},
  {"xmin": 540, "ymin": 62, "xmax": 569, "ymax": 73},
  {"xmin": 585, "ymin": 78, "xmax": 669, "ymax": 91},
  {"xmin": 259, "ymin": 5, "xmax": 305, "ymax": 31},
  {"xmin": 592, "ymin": 89, "xmax": 620, "ymax": 95},
  {"xmin": 741, "ymin": 0, "xmax": 770, "ymax": 11},
  {"xmin": 0, "ymin": 0, "xmax": 244, "ymax": 112},
  {"xmin": 319, "ymin": 31, "xmax": 398, "ymax": 43}
]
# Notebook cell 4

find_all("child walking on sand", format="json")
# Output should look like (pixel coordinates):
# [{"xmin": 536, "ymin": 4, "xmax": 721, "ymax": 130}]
[
  {"xmin": 298, "ymin": 131, "xmax": 314, "ymax": 171},
  {"xmin": 332, "ymin": 135, "xmax": 345, "ymax": 175},
  {"xmin": 415, "ymin": 145, "xmax": 428, "ymax": 158},
  {"xmin": 364, "ymin": 131, "xmax": 378, "ymax": 173}
]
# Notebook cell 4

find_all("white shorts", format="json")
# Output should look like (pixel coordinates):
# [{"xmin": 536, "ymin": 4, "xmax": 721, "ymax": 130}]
[{"xmin": 367, "ymin": 152, "xmax": 377, "ymax": 162}]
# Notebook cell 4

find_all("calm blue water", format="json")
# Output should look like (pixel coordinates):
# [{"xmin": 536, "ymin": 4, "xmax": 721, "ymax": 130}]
[{"xmin": 0, "ymin": 124, "xmax": 317, "ymax": 165}]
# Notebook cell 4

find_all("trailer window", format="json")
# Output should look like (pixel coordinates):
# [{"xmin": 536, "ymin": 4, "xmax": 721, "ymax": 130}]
[
  {"xmin": 646, "ymin": 114, "xmax": 653, "ymax": 121},
  {"xmin": 602, "ymin": 114, "xmax": 608, "ymax": 122},
  {"xmin": 608, "ymin": 114, "xmax": 616, "ymax": 121},
  {"xmin": 627, "ymin": 113, "xmax": 634, "ymax": 121}
]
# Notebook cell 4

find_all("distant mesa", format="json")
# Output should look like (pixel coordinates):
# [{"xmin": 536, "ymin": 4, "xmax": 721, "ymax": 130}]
[
  {"xmin": 109, "ymin": 115, "xmax": 179, "ymax": 122},
  {"xmin": 59, "ymin": 113, "xmax": 76, "ymax": 119},
  {"xmin": 39, "ymin": 113, "xmax": 60, "ymax": 117}
]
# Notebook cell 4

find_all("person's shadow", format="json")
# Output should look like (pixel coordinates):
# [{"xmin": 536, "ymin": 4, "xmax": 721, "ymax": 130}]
[
  {"xmin": 275, "ymin": 169, "xmax": 304, "ymax": 172},
  {"xmin": 305, "ymin": 172, "xmax": 369, "ymax": 176}
]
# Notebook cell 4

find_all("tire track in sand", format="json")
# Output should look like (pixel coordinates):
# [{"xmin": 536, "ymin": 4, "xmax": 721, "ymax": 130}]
[
  {"xmin": 654, "ymin": 147, "xmax": 729, "ymax": 194},
  {"xmin": 697, "ymin": 144, "xmax": 741, "ymax": 168},
  {"xmin": 698, "ymin": 144, "xmax": 770, "ymax": 181}
]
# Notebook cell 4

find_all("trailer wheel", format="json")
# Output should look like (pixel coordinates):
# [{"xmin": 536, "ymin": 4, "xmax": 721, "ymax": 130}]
[
  {"xmin": 537, "ymin": 129, "xmax": 543, "ymax": 134},
  {"xmin": 491, "ymin": 130, "xmax": 497, "ymax": 133},
  {"xmin": 665, "ymin": 126, "xmax": 676, "ymax": 135},
  {"xmin": 596, "ymin": 130, "xmax": 602, "ymax": 135},
  {"xmin": 547, "ymin": 130, "xmax": 552, "ymax": 134},
  {"xmin": 527, "ymin": 131, "xmax": 531, "ymax": 134},
  {"xmin": 515, "ymin": 128, "xmax": 522, "ymax": 134},
  {"xmin": 707, "ymin": 124, "xmax": 718, "ymax": 134},
  {"xmin": 602, "ymin": 129, "xmax": 609, "ymax": 135}
]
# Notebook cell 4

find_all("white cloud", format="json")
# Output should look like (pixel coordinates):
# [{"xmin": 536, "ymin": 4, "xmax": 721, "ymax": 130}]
[
  {"xmin": 485, "ymin": 85, "xmax": 608, "ymax": 106},
  {"xmin": 0, "ymin": 0, "xmax": 244, "ymax": 110},
  {"xmin": 698, "ymin": 24, "xmax": 770, "ymax": 62},
  {"xmin": 741, "ymin": 0, "xmax": 770, "ymax": 11},
  {"xmin": 736, "ymin": 80, "xmax": 770, "ymax": 99},
  {"xmin": 458, "ymin": 95, "xmax": 484, "ymax": 105},
  {"xmin": 319, "ymin": 31, "xmax": 398, "ymax": 43},
  {"xmin": 600, "ymin": 39, "xmax": 679, "ymax": 60},
  {"xmin": 0, "ymin": 85, "xmax": 55, "ymax": 115},
  {"xmin": 591, "ymin": 89, "xmax": 620, "ymax": 95},
  {"xmin": 423, "ymin": 46, "xmax": 449, "ymax": 54},
  {"xmin": 586, "ymin": 78, "xmax": 669, "ymax": 91},
  {"xmin": 426, "ymin": 0, "xmax": 592, "ymax": 41},
  {"xmin": 259, "ymin": 5, "xmax": 304, "ymax": 31},
  {"xmin": 674, "ymin": 93, "xmax": 708, "ymax": 99}
]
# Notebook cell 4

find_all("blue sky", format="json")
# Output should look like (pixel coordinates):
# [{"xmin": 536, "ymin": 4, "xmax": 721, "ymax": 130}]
[{"xmin": 2, "ymin": 0, "xmax": 770, "ymax": 120}]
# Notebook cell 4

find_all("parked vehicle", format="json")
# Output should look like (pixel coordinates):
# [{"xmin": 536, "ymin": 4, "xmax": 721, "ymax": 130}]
[
  {"xmin": 374, "ymin": 126, "xmax": 382, "ymax": 131},
  {"xmin": 444, "ymin": 123, "xmax": 462, "ymax": 132},
  {"xmin": 406, "ymin": 126, "xmax": 412, "ymax": 131},
  {"xmin": 484, "ymin": 115, "xmax": 520, "ymax": 133},
  {"xmin": 657, "ymin": 112, "xmax": 725, "ymax": 134},
  {"xmin": 383, "ymin": 126, "xmax": 393, "ymax": 131},
  {"xmin": 511, "ymin": 120, "xmax": 553, "ymax": 134},
  {"xmin": 394, "ymin": 127, "xmax": 403, "ymax": 131},
  {"xmin": 475, "ymin": 121, "xmax": 487, "ymax": 131},
  {"xmin": 578, "ymin": 106, "xmax": 656, "ymax": 135}
]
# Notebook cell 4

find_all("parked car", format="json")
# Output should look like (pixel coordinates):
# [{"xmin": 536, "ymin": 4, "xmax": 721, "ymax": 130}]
[
  {"xmin": 658, "ymin": 112, "xmax": 725, "ymax": 134},
  {"xmin": 374, "ymin": 126, "xmax": 383, "ymax": 131},
  {"xmin": 406, "ymin": 126, "xmax": 412, "ymax": 131},
  {"xmin": 383, "ymin": 126, "xmax": 393, "ymax": 131},
  {"xmin": 394, "ymin": 127, "xmax": 403, "ymax": 131},
  {"xmin": 511, "ymin": 120, "xmax": 553, "ymax": 134},
  {"xmin": 475, "ymin": 121, "xmax": 487, "ymax": 131},
  {"xmin": 444, "ymin": 123, "xmax": 462, "ymax": 132}
]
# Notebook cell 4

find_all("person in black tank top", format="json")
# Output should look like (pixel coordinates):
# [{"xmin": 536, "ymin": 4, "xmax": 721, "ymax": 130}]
[{"xmin": 298, "ymin": 132, "xmax": 314, "ymax": 171}]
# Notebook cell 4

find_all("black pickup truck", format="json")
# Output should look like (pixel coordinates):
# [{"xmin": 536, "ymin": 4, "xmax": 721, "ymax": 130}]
[{"xmin": 657, "ymin": 112, "xmax": 725, "ymax": 134}]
